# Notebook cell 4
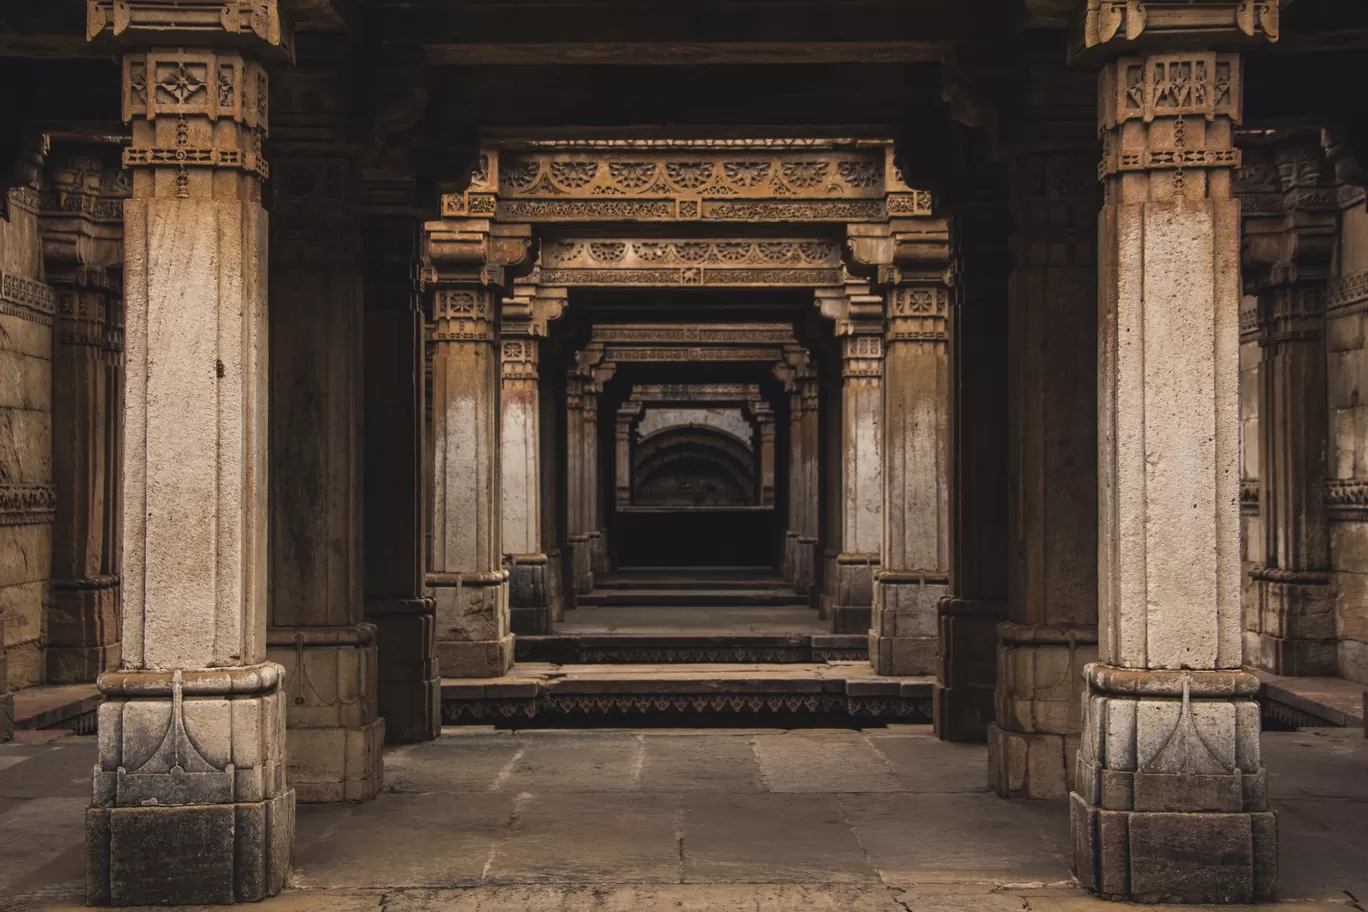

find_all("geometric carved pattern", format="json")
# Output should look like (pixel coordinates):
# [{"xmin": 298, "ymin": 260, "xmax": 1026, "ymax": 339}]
[
  {"xmin": 0, "ymin": 271, "xmax": 57, "ymax": 325},
  {"xmin": 0, "ymin": 483, "xmax": 58, "ymax": 526}
]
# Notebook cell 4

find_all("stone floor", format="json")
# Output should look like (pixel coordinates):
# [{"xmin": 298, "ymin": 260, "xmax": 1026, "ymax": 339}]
[{"xmin": 1, "ymin": 725, "xmax": 1365, "ymax": 911}]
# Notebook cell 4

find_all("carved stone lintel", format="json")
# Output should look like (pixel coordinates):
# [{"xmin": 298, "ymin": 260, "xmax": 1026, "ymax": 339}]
[{"xmin": 1074, "ymin": 0, "xmax": 1279, "ymax": 63}]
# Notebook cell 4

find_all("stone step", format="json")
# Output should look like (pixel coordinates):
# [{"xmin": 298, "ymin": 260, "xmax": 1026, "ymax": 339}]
[
  {"xmin": 441, "ymin": 662, "xmax": 931, "ymax": 726},
  {"xmin": 577, "ymin": 588, "xmax": 810, "ymax": 607},
  {"xmin": 516, "ymin": 633, "xmax": 867, "ymax": 664},
  {"xmin": 592, "ymin": 577, "xmax": 794, "ymax": 591}
]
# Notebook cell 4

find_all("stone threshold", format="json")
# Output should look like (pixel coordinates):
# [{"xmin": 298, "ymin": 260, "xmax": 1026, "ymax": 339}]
[
  {"xmin": 576, "ymin": 589, "xmax": 810, "ymax": 607},
  {"xmin": 1254, "ymin": 669, "xmax": 1366, "ymax": 732},
  {"xmin": 12, "ymin": 682, "xmax": 101, "ymax": 733},
  {"xmin": 515, "ymin": 633, "xmax": 867, "ymax": 664},
  {"xmin": 442, "ymin": 662, "xmax": 932, "ymax": 726}
]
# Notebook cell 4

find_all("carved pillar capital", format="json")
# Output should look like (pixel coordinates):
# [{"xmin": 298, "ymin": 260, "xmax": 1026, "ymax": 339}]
[
  {"xmin": 885, "ymin": 282, "xmax": 950, "ymax": 345},
  {"xmin": 1074, "ymin": 0, "xmax": 1278, "ymax": 62}
]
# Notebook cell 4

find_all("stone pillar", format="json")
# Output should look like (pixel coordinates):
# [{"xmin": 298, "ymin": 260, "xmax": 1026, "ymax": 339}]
[
  {"xmin": 990, "ymin": 66, "xmax": 1101, "ymax": 799},
  {"xmin": 41, "ymin": 139, "xmax": 126, "ymax": 683},
  {"xmin": 935, "ymin": 180, "xmax": 1011, "ymax": 742},
  {"xmin": 1243, "ymin": 136, "xmax": 1338, "ymax": 676},
  {"xmin": 429, "ymin": 282, "xmax": 511, "ymax": 676},
  {"xmin": 501, "ymin": 291, "xmax": 565, "ymax": 635},
  {"xmin": 565, "ymin": 364, "xmax": 592, "ymax": 596},
  {"xmin": 85, "ymin": 4, "xmax": 294, "ymax": 902},
  {"xmin": 776, "ymin": 352, "xmax": 806, "ymax": 586},
  {"xmin": 752, "ymin": 402, "xmax": 777, "ymax": 507},
  {"xmin": 1072, "ymin": 11, "xmax": 1278, "ymax": 899},
  {"xmin": 798, "ymin": 365, "xmax": 821, "ymax": 595},
  {"xmin": 264, "ymin": 61, "xmax": 383, "ymax": 805},
  {"xmin": 615, "ymin": 403, "xmax": 641, "ymax": 508},
  {"xmin": 872, "ymin": 279, "xmax": 951, "ymax": 675},
  {"xmin": 818, "ymin": 288, "xmax": 883, "ymax": 634},
  {"xmin": 586, "ymin": 360, "xmax": 615, "ymax": 577},
  {"xmin": 362, "ymin": 208, "xmax": 439, "ymax": 743},
  {"xmin": 540, "ymin": 347, "xmax": 564, "ymax": 621}
]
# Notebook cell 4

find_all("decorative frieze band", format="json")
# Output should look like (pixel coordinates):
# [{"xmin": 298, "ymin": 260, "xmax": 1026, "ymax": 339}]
[
  {"xmin": 604, "ymin": 347, "xmax": 785, "ymax": 363},
  {"xmin": 0, "ymin": 484, "xmax": 57, "ymax": 526},
  {"xmin": 1243, "ymin": 478, "xmax": 1368, "ymax": 521},
  {"xmin": 0, "ymin": 272, "xmax": 57, "ymax": 325},
  {"xmin": 593, "ymin": 324, "xmax": 795, "ymax": 345},
  {"xmin": 1325, "ymin": 269, "xmax": 1368, "ymax": 316},
  {"xmin": 538, "ymin": 267, "xmax": 842, "ymax": 287}
]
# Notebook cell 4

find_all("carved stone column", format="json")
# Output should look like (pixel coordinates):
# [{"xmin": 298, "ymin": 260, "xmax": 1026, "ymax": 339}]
[
  {"xmin": 798, "ymin": 364, "xmax": 821, "ymax": 595},
  {"xmin": 501, "ymin": 291, "xmax": 565, "ymax": 635},
  {"xmin": 40, "ymin": 138, "xmax": 127, "ymax": 684},
  {"xmin": 990, "ymin": 63, "xmax": 1101, "ymax": 800},
  {"xmin": 872, "ymin": 278, "xmax": 951, "ymax": 675},
  {"xmin": 1071, "ymin": 7, "xmax": 1279, "ymax": 900},
  {"xmin": 935, "ymin": 180, "xmax": 1010, "ymax": 742},
  {"xmin": 1242, "ymin": 135, "xmax": 1338, "ymax": 676},
  {"xmin": 817, "ymin": 288, "xmax": 883, "ymax": 634},
  {"xmin": 615, "ymin": 403, "xmax": 641, "ymax": 508},
  {"xmin": 564, "ymin": 364, "xmax": 592, "ymax": 598},
  {"xmin": 586, "ymin": 360, "xmax": 615, "ymax": 577},
  {"xmin": 539, "ymin": 340, "xmax": 565, "ymax": 621},
  {"xmin": 776, "ymin": 350, "xmax": 807, "ymax": 587},
  {"xmin": 264, "ymin": 61, "xmax": 383, "ymax": 805},
  {"xmin": 362, "ymin": 208, "xmax": 438, "ymax": 742},
  {"xmin": 429, "ymin": 282, "xmax": 511, "ymax": 676},
  {"xmin": 750, "ymin": 401, "xmax": 777, "ymax": 507},
  {"xmin": 85, "ymin": 3, "xmax": 294, "ymax": 902}
]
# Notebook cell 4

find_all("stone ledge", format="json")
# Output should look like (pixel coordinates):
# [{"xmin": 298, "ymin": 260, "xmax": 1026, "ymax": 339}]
[
  {"xmin": 1253, "ymin": 669, "xmax": 1366, "ymax": 731},
  {"xmin": 12, "ymin": 682, "xmax": 102, "ymax": 732},
  {"xmin": 440, "ymin": 663, "xmax": 935, "ymax": 725}
]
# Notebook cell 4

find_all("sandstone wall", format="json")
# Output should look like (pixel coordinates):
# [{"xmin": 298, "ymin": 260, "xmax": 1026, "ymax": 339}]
[
  {"xmin": 1327, "ymin": 193, "xmax": 1368, "ymax": 685},
  {"xmin": 0, "ymin": 187, "xmax": 53, "ymax": 695}
]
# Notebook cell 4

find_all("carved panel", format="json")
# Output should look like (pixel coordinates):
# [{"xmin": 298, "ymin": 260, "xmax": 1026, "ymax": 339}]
[
  {"xmin": 0, "ymin": 484, "xmax": 57, "ymax": 526},
  {"xmin": 605, "ymin": 347, "xmax": 785, "ymax": 363},
  {"xmin": 592, "ymin": 324, "xmax": 795, "ymax": 345},
  {"xmin": 0, "ymin": 272, "xmax": 58, "ymax": 325}
]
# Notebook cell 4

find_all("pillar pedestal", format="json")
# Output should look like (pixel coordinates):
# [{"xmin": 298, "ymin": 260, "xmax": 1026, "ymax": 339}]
[
  {"xmin": 266, "ymin": 625, "xmax": 383, "ymax": 803},
  {"xmin": 988, "ymin": 621, "xmax": 1097, "ymax": 799},
  {"xmin": 508, "ymin": 554, "xmax": 552, "ymax": 634}
]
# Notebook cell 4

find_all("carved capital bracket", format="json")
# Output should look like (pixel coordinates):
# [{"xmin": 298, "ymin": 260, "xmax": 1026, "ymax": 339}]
[
  {"xmin": 1237, "ymin": 131, "xmax": 1339, "ymax": 345},
  {"xmin": 87, "ymin": 0, "xmax": 295, "ymax": 62},
  {"xmin": 40, "ymin": 136, "xmax": 130, "ymax": 302},
  {"xmin": 431, "ymin": 286, "xmax": 497, "ymax": 344},
  {"xmin": 1073, "ymin": 0, "xmax": 1278, "ymax": 63}
]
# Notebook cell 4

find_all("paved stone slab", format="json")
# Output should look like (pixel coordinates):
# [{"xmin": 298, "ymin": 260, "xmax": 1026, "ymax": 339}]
[
  {"xmin": 484, "ymin": 793, "xmax": 682, "ymax": 883},
  {"xmin": 1263, "ymin": 728, "xmax": 1368, "ymax": 799},
  {"xmin": 680, "ymin": 792, "xmax": 878, "ymax": 883},
  {"xmin": 839, "ymin": 793, "xmax": 1072, "ymax": 883},
  {"xmin": 497, "ymin": 732, "xmax": 645, "ymax": 792},
  {"xmin": 866, "ymin": 730, "xmax": 993, "ymax": 793},
  {"xmin": 0, "ymin": 735, "xmax": 94, "ymax": 799},
  {"xmin": 0, "ymin": 796, "xmax": 90, "ymax": 894},
  {"xmin": 384, "ymin": 734, "xmax": 522, "ymax": 794},
  {"xmin": 1272, "ymin": 797, "xmax": 1368, "ymax": 901},
  {"xmin": 385, "ymin": 884, "xmax": 906, "ymax": 911},
  {"xmin": 752, "ymin": 731, "xmax": 904, "ymax": 792},
  {"xmin": 294, "ymin": 793, "xmax": 512, "ymax": 889},
  {"xmin": 637, "ymin": 733, "xmax": 766, "ymax": 792}
]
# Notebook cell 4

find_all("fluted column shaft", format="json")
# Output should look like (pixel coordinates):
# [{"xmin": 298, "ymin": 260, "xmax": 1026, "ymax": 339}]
[
  {"xmin": 502, "ymin": 333, "xmax": 552, "ymax": 634},
  {"xmin": 990, "ymin": 93, "xmax": 1101, "ymax": 799},
  {"xmin": 1071, "ymin": 27, "xmax": 1277, "ymax": 900},
  {"xmin": 873, "ymin": 281, "xmax": 951, "ymax": 674},
  {"xmin": 429, "ymin": 285, "xmax": 511, "ymax": 676},
  {"xmin": 85, "ymin": 7, "xmax": 295, "ymax": 901}
]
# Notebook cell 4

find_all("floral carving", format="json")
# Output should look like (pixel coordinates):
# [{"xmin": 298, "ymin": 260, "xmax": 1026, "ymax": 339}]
[
  {"xmin": 837, "ymin": 161, "xmax": 879, "ymax": 188},
  {"xmin": 588, "ymin": 242, "xmax": 626, "ymax": 262},
  {"xmin": 723, "ymin": 161, "xmax": 771, "ymax": 187},
  {"xmin": 501, "ymin": 158, "xmax": 540, "ymax": 189},
  {"xmin": 666, "ymin": 161, "xmax": 715, "ymax": 189},
  {"xmin": 781, "ymin": 161, "xmax": 829, "ymax": 188},
  {"xmin": 675, "ymin": 243, "xmax": 711, "ymax": 263},
  {"xmin": 549, "ymin": 161, "xmax": 599, "ymax": 188},
  {"xmin": 609, "ymin": 161, "xmax": 657, "ymax": 189}
]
